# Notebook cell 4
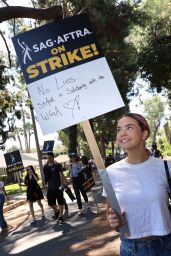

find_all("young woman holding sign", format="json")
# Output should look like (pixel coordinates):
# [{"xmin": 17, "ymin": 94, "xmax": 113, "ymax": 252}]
[{"xmin": 104, "ymin": 113, "xmax": 171, "ymax": 256}]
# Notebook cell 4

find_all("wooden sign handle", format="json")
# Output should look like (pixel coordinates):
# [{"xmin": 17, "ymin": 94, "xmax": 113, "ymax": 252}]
[{"xmin": 81, "ymin": 120, "xmax": 105, "ymax": 169}]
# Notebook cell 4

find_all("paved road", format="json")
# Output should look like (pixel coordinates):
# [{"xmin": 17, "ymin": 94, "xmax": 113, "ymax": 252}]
[{"xmin": 0, "ymin": 180, "xmax": 120, "ymax": 256}]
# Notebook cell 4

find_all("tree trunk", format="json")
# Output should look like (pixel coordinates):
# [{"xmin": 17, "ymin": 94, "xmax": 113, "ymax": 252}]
[
  {"xmin": 111, "ymin": 141, "xmax": 114, "ymax": 155},
  {"xmin": 28, "ymin": 93, "xmax": 45, "ymax": 189},
  {"xmin": 28, "ymin": 128, "xmax": 31, "ymax": 153},
  {"xmin": 164, "ymin": 122, "xmax": 171, "ymax": 144},
  {"xmin": 17, "ymin": 133, "xmax": 23, "ymax": 153},
  {"xmin": 99, "ymin": 132, "xmax": 106, "ymax": 159},
  {"xmin": 68, "ymin": 125, "xmax": 78, "ymax": 155},
  {"xmin": 21, "ymin": 108, "xmax": 29, "ymax": 153},
  {"xmin": 0, "ymin": 5, "xmax": 63, "ymax": 23},
  {"xmin": 152, "ymin": 122, "xmax": 160, "ymax": 144}
]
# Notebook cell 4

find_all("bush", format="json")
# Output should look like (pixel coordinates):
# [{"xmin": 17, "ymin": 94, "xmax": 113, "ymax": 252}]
[
  {"xmin": 0, "ymin": 175, "xmax": 8, "ymax": 185},
  {"xmin": 165, "ymin": 150, "xmax": 171, "ymax": 156},
  {"xmin": 5, "ymin": 183, "xmax": 27, "ymax": 195}
]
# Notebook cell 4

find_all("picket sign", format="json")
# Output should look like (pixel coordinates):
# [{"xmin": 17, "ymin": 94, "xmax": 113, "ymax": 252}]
[{"xmin": 81, "ymin": 120, "xmax": 129, "ymax": 236}]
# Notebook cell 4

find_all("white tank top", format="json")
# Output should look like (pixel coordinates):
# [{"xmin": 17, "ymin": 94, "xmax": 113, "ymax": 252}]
[{"xmin": 103, "ymin": 156, "xmax": 171, "ymax": 239}]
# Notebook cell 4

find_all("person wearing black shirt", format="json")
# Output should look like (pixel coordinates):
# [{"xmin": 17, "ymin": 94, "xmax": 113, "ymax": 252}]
[{"xmin": 43, "ymin": 152, "xmax": 64, "ymax": 223}]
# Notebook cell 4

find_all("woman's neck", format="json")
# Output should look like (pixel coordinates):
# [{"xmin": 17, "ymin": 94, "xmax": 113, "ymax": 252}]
[
  {"xmin": 126, "ymin": 148, "xmax": 150, "ymax": 164},
  {"xmin": 29, "ymin": 174, "xmax": 32, "ymax": 179}
]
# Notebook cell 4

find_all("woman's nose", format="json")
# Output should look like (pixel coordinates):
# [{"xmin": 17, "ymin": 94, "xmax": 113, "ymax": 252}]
[{"xmin": 120, "ymin": 128, "xmax": 127, "ymax": 136}]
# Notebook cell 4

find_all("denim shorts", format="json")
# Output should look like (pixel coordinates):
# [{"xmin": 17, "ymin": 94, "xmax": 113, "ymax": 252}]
[{"xmin": 120, "ymin": 233, "xmax": 171, "ymax": 256}]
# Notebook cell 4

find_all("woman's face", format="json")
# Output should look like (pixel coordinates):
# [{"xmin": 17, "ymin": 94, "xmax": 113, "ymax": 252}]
[
  {"xmin": 116, "ymin": 116, "xmax": 148, "ymax": 151},
  {"xmin": 27, "ymin": 167, "xmax": 32, "ymax": 174},
  {"xmin": 70, "ymin": 156, "xmax": 76, "ymax": 163}
]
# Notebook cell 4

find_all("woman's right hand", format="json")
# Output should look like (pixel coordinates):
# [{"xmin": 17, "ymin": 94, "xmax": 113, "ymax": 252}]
[{"xmin": 107, "ymin": 207, "xmax": 126, "ymax": 231}]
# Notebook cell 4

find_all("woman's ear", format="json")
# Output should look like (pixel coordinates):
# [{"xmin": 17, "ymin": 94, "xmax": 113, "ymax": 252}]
[{"xmin": 142, "ymin": 130, "xmax": 149, "ymax": 141}]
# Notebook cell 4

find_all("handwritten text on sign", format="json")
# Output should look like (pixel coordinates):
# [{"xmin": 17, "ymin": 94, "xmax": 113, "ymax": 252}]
[{"xmin": 28, "ymin": 58, "xmax": 124, "ymax": 134}]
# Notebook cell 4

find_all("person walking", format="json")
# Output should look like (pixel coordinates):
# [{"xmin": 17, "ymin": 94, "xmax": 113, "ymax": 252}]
[
  {"xmin": 0, "ymin": 180, "xmax": 9, "ymax": 234},
  {"xmin": 70, "ymin": 153, "xmax": 89, "ymax": 216},
  {"xmin": 89, "ymin": 157, "xmax": 98, "ymax": 179},
  {"xmin": 151, "ymin": 142, "xmax": 163, "ymax": 158},
  {"xmin": 43, "ymin": 152, "xmax": 65, "ymax": 223},
  {"xmin": 104, "ymin": 154, "xmax": 115, "ymax": 167},
  {"xmin": 104, "ymin": 113, "xmax": 171, "ymax": 256},
  {"xmin": 24, "ymin": 165, "xmax": 44, "ymax": 224}
]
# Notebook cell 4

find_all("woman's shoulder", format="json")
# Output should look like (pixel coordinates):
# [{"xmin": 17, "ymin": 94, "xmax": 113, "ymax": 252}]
[
  {"xmin": 150, "ymin": 156, "xmax": 171, "ymax": 165},
  {"xmin": 106, "ymin": 159, "xmax": 126, "ymax": 171},
  {"xmin": 149, "ymin": 156, "xmax": 171, "ymax": 173}
]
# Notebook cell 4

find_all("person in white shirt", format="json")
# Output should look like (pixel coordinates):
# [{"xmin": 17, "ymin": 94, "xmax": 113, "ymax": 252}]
[
  {"xmin": 70, "ymin": 153, "xmax": 89, "ymax": 216},
  {"xmin": 0, "ymin": 181, "xmax": 9, "ymax": 234},
  {"xmin": 104, "ymin": 113, "xmax": 171, "ymax": 256}
]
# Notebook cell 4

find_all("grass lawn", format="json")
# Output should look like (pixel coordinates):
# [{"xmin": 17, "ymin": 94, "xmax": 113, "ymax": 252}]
[{"xmin": 5, "ymin": 183, "xmax": 27, "ymax": 195}]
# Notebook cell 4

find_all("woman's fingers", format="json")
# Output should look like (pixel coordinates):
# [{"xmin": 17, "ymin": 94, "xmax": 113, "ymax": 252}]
[{"xmin": 107, "ymin": 208, "xmax": 125, "ymax": 230}]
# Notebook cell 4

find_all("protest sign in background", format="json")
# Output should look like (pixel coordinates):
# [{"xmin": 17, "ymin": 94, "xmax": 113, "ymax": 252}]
[
  {"xmin": 41, "ymin": 140, "xmax": 54, "ymax": 159},
  {"xmin": 4, "ymin": 150, "xmax": 24, "ymax": 174}
]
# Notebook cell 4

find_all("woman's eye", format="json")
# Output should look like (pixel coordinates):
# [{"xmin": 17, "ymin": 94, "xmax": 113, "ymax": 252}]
[
  {"xmin": 117, "ymin": 128, "xmax": 121, "ymax": 133},
  {"xmin": 127, "ymin": 126, "xmax": 133, "ymax": 130}
]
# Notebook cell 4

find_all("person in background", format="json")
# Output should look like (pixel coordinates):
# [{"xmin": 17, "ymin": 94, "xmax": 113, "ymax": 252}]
[
  {"xmin": 25, "ymin": 165, "xmax": 44, "ymax": 224},
  {"xmin": 0, "ymin": 180, "xmax": 9, "ymax": 234},
  {"xmin": 60, "ymin": 164, "xmax": 69, "ymax": 214},
  {"xmin": 81, "ymin": 155, "xmax": 93, "ymax": 175},
  {"xmin": 104, "ymin": 113, "xmax": 171, "ymax": 256},
  {"xmin": 114, "ymin": 150, "xmax": 121, "ymax": 162},
  {"xmin": 70, "ymin": 153, "xmax": 89, "ymax": 216},
  {"xmin": 104, "ymin": 154, "xmax": 115, "ymax": 167},
  {"xmin": 89, "ymin": 157, "xmax": 98, "ymax": 178},
  {"xmin": 43, "ymin": 152, "xmax": 65, "ymax": 223},
  {"xmin": 151, "ymin": 142, "xmax": 163, "ymax": 158}
]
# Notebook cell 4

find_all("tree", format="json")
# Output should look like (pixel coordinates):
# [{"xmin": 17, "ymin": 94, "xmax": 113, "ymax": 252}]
[
  {"xmin": 142, "ymin": 95, "xmax": 165, "ymax": 143},
  {"xmin": 0, "ymin": 5, "xmax": 62, "ymax": 23},
  {"xmin": 164, "ymin": 121, "xmax": 171, "ymax": 145},
  {"xmin": 129, "ymin": 0, "xmax": 171, "ymax": 94},
  {"xmin": 11, "ymin": 127, "xmax": 24, "ymax": 152},
  {"xmin": 0, "ymin": 62, "xmax": 22, "ymax": 149},
  {"xmin": 19, "ymin": 121, "xmax": 34, "ymax": 153}
]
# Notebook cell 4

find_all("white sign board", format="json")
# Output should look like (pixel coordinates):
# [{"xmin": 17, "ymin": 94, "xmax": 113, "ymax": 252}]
[{"xmin": 28, "ymin": 58, "xmax": 124, "ymax": 134}]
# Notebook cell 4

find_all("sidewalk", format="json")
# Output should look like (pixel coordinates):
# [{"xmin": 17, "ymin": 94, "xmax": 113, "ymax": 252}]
[
  {"xmin": 3, "ymin": 193, "xmax": 26, "ymax": 213},
  {"xmin": 3, "ymin": 191, "xmax": 28, "ymax": 231},
  {"xmin": 2, "ymin": 180, "xmax": 120, "ymax": 256}
]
